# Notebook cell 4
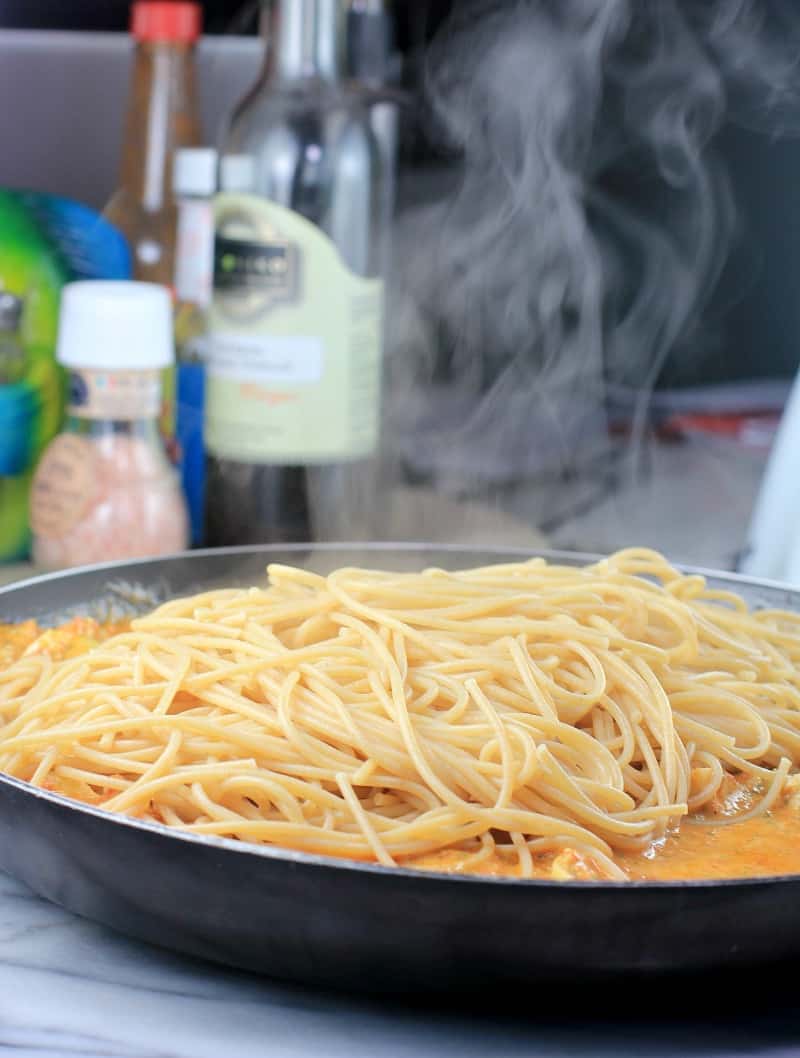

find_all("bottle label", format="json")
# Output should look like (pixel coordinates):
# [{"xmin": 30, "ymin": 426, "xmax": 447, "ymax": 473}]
[
  {"xmin": 68, "ymin": 369, "xmax": 161, "ymax": 420},
  {"xmin": 206, "ymin": 194, "xmax": 383, "ymax": 464},
  {"xmin": 175, "ymin": 199, "xmax": 214, "ymax": 308},
  {"xmin": 30, "ymin": 434, "xmax": 96, "ymax": 539}
]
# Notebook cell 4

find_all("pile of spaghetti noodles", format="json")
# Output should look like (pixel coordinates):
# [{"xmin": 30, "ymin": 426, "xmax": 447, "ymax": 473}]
[{"xmin": 2, "ymin": 548, "xmax": 800, "ymax": 880}]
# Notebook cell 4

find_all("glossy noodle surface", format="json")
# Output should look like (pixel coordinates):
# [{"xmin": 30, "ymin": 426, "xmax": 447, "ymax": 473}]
[{"xmin": 2, "ymin": 549, "xmax": 800, "ymax": 882}]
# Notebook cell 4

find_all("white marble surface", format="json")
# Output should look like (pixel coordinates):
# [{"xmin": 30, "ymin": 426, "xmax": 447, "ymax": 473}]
[{"xmin": 1, "ymin": 868, "xmax": 800, "ymax": 1058}]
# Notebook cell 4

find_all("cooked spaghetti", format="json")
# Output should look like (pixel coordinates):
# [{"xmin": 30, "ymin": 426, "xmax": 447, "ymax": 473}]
[{"xmin": 2, "ymin": 548, "xmax": 800, "ymax": 882}]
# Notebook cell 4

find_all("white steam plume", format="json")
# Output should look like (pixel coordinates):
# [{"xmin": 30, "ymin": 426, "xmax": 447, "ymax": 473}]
[{"xmin": 385, "ymin": 0, "xmax": 800, "ymax": 500}]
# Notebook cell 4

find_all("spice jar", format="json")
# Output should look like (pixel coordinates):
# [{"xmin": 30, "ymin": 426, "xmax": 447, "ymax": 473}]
[{"xmin": 31, "ymin": 281, "xmax": 189, "ymax": 569}]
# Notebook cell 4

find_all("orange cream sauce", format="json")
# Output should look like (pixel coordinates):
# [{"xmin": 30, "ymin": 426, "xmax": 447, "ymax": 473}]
[
  {"xmin": 0, "ymin": 617, "xmax": 128, "ymax": 665},
  {"xmin": 3, "ymin": 618, "xmax": 800, "ymax": 882},
  {"xmin": 406, "ymin": 801, "xmax": 800, "ymax": 882}
]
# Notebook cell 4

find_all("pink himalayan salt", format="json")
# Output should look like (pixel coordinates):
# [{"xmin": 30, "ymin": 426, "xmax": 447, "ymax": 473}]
[{"xmin": 33, "ymin": 433, "xmax": 188, "ymax": 569}]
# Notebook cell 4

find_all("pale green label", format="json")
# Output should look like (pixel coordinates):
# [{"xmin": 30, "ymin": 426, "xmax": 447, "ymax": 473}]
[{"xmin": 206, "ymin": 193, "xmax": 383, "ymax": 463}]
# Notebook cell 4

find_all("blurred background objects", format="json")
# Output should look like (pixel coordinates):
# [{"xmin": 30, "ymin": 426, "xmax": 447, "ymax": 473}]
[{"xmin": 1, "ymin": 0, "xmax": 800, "ymax": 574}]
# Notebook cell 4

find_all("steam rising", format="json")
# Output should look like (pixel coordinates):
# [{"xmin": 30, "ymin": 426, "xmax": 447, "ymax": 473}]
[{"xmin": 386, "ymin": 0, "xmax": 800, "ymax": 498}]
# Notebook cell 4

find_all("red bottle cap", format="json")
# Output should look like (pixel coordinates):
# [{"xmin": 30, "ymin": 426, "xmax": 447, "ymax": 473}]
[{"xmin": 131, "ymin": 2, "xmax": 202, "ymax": 43}]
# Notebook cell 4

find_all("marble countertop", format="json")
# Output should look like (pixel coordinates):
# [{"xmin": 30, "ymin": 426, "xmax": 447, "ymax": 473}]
[{"xmin": 2, "ymin": 866, "xmax": 800, "ymax": 1058}]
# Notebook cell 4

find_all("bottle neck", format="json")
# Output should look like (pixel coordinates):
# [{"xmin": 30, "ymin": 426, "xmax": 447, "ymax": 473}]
[
  {"xmin": 118, "ymin": 41, "xmax": 202, "ymax": 209},
  {"xmin": 262, "ymin": 0, "xmax": 343, "ymax": 84}
]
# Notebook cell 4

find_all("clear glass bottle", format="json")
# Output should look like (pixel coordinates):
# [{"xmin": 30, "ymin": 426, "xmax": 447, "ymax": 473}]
[
  {"xmin": 205, "ymin": 0, "xmax": 387, "ymax": 545},
  {"xmin": 173, "ymin": 147, "xmax": 217, "ymax": 546},
  {"xmin": 347, "ymin": 0, "xmax": 398, "ymax": 270},
  {"xmin": 30, "ymin": 281, "xmax": 188, "ymax": 570},
  {"xmin": 104, "ymin": 2, "xmax": 203, "ymax": 286}
]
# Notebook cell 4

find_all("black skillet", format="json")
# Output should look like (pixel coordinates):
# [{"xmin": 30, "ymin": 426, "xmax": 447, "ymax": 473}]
[{"xmin": 1, "ymin": 544, "xmax": 799, "ymax": 993}]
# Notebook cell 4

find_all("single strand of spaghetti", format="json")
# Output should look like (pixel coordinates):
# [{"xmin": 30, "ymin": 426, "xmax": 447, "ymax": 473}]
[
  {"xmin": 591, "ymin": 706, "xmax": 614, "ymax": 749},
  {"xmin": 504, "ymin": 721, "xmax": 539, "ymax": 787},
  {"xmin": 351, "ymin": 758, "xmax": 378, "ymax": 785},
  {"xmin": 686, "ymin": 749, "xmax": 725, "ymax": 811},
  {"xmin": 290, "ymin": 613, "xmax": 341, "ymax": 648},
  {"xmin": 506, "ymin": 637, "xmax": 558, "ymax": 721},
  {"xmin": 158, "ymin": 802, "xmax": 189, "ymax": 827},
  {"xmin": 188, "ymin": 781, "xmax": 254, "ymax": 825},
  {"xmin": 631, "ymin": 725, "xmax": 671, "ymax": 817},
  {"xmin": 713, "ymin": 747, "xmax": 779, "ymax": 781},
  {"xmin": 336, "ymin": 772, "xmax": 396, "ymax": 867},
  {"xmin": 761, "ymin": 716, "xmax": 800, "ymax": 760},
  {"xmin": 30, "ymin": 746, "xmax": 57, "ymax": 786},
  {"xmin": 510, "ymin": 831, "xmax": 534, "ymax": 877},
  {"xmin": 152, "ymin": 655, "xmax": 190, "ymax": 716},
  {"xmin": 430, "ymin": 675, "xmax": 473, "ymax": 724},
  {"xmin": 101, "ymin": 731, "xmax": 184, "ymax": 811},
  {"xmin": 628, "ymin": 654, "xmax": 682, "ymax": 802},
  {"xmin": 266, "ymin": 563, "xmax": 329, "ymax": 591},
  {"xmin": 464, "ymin": 678, "xmax": 515, "ymax": 809},
  {"xmin": 50, "ymin": 766, "xmax": 130, "ymax": 793},
  {"xmin": 406, "ymin": 676, "xmax": 445, "ymax": 713},
  {"xmin": 71, "ymin": 744, "xmax": 162, "ymax": 775},
  {"xmin": 565, "ymin": 779, "xmax": 637, "ymax": 814},
  {"xmin": 446, "ymin": 830, "xmax": 496, "ymax": 871},
  {"xmin": 152, "ymin": 587, "xmax": 251, "ymax": 616}
]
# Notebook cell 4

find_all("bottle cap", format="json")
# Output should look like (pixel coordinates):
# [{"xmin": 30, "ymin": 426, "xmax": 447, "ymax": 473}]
[
  {"xmin": 131, "ymin": 2, "xmax": 202, "ymax": 44},
  {"xmin": 0, "ymin": 292, "xmax": 23, "ymax": 333},
  {"xmin": 219, "ymin": 154, "xmax": 256, "ymax": 193},
  {"xmin": 57, "ymin": 281, "xmax": 174, "ymax": 370},
  {"xmin": 173, "ymin": 147, "xmax": 218, "ymax": 197}
]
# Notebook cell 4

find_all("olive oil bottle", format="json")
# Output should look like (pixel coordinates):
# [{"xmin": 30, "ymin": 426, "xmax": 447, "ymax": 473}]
[{"xmin": 205, "ymin": 0, "xmax": 386, "ymax": 544}]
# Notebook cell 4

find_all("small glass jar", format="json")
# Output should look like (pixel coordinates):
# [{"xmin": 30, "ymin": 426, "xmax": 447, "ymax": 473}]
[{"xmin": 31, "ymin": 281, "xmax": 189, "ymax": 569}]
